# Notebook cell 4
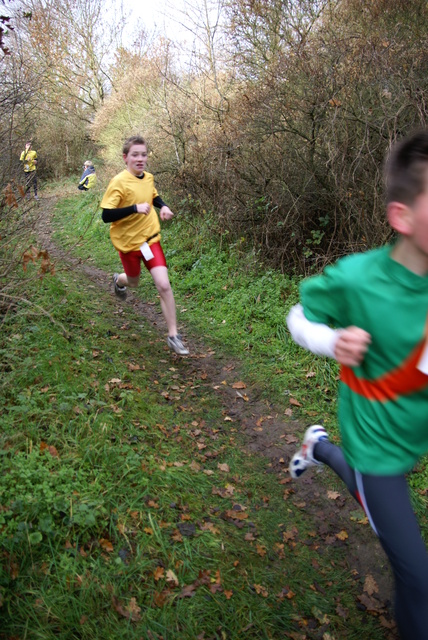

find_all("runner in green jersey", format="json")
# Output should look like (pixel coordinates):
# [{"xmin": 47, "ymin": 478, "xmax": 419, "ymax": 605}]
[{"xmin": 287, "ymin": 130, "xmax": 428, "ymax": 639}]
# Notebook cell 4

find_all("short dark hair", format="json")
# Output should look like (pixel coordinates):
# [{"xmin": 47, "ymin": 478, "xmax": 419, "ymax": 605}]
[
  {"xmin": 385, "ymin": 130, "xmax": 428, "ymax": 205},
  {"xmin": 122, "ymin": 136, "xmax": 147, "ymax": 156}
]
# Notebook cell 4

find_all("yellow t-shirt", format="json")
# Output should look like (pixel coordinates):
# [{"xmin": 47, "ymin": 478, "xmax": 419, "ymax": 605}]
[
  {"xmin": 20, "ymin": 149, "xmax": 37, "ymax": 172},
  {"xmin": 100, "ymin": 170, "xmax": 161, "ymax": 253}
]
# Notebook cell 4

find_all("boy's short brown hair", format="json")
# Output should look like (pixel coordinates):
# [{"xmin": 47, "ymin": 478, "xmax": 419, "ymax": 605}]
[
  {"xmin": 385, "ymin": 130, "xmax": 428, "ymax": 205},
  {"xmin": 122, "ymin": 136, "xmax": 146, "ymax": 156}
]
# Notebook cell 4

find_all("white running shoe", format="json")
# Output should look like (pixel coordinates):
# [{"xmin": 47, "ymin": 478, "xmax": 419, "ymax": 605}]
[
  {"xmin": 113, "ymin": 273, "xmax": 127, "ymax": 299},
  {"xmin": 167, "ymin": 335, "xmax": 189, "ymax": 356},
  {"xmin": 289, "ymin": 425, "xmax": 328, "ymax": 479}
]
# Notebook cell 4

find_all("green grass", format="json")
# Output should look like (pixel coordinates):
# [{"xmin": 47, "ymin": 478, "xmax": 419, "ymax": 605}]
[
  {"xmin": 0, "ymin": 268, "xmax": 387, "ymax": 639},
  {"xmin": 0, "ymin": 183, "xmax": 407, "ymax": 638}
]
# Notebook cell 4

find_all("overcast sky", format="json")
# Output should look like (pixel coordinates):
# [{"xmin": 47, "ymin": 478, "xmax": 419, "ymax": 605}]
[{"xmin": 120, "ymin": 0, "xmax": 188, "ymax": 42}]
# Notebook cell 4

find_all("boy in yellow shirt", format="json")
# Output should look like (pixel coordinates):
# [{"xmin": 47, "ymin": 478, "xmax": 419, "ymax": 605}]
[{"xmin": 101, "ymin": 136, "xmax": 189, "ymax": 356}]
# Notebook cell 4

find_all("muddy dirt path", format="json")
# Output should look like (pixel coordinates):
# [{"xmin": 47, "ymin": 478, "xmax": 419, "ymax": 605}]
[{"xmin": 36, "ymin": 193, "xmax": 397, "ymax": 636}]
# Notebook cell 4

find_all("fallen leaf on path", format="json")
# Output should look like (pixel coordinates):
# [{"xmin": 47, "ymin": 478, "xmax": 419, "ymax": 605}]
[
  {"xmin": 217, "ymin": 463, "xmax": 230, "ymax": 473},
  {"xmin": 127, "ymin": 363, "xmax": 142, "ymax": 371},
  {"xmin": 336, "ymin": 530, "xmax": 348, "ymax": 541},
  {"xmin": 283, "ymin": 527, "xmax": 298, "ymax": 543},
  {"xmin": 253, "ymin": 584, "xmax": 268, "ymax": 597},
  {"xmin": 232, "ymin": 381, "xmax": 246, "ymax": 389},
  {"xmin": 180, "ymin": 513, "xmax": 192, "ymax": 521},
  {"xmin": 379, "ymin": 615, "xmax": 397, "ymax": 630},
  {"xmin": 178, "ymin": 583, "xmax": 197, "ymax": 598},
  {"xmin": 327, "ymin": 490, "xmax": 341, "ymax": 500},
  {"xmin": 336, "ymin": 603, "xmax": 348, "ymax": 618},
  {"xmin": 111, "ymin": 596, "xmax": 141, "ymax": 622},
  {"xmin": 153, "ymin": 567, "xmax": 165, "ymax": 582},
  {"xmin": 224, "ymin": 509, "xmax": 248, "ymax": 520},
  {"xmin": 209, "ymin": 569, "xmax": 222, "ymax": 593},
  {"xmin": 166, "ymin": 570, "xmax": 179, "ymax": 586},
  {"xmin": 200, "ymin": 522, "xmax": 221, "ymax": 535},
  {"xmin": 99, "ymin": 538, "xmax": 114, "ymax": 552},
  {"xmin": 212, "ymin": 484, "xmax": 234, "ymax": 498},
  {"xmin": 281, "ymin": 434, "xmax": 299, "ymax": 444},
  {"xmin": 153, "ymin": 589, "xmax": 170, "ymax": 607},
  {"xmin": 40, "ymin": 442, "xmax": 59, "ymax": 458},
  {"xmin": 363, "ymin": 574, "xmax": 378, "ymax": 596},
  {"xmin": 357, "ymin": 593, "xmax": 386, "ymax": 614},
  {"xmin": 276, "ymin": 586, "xmax": 295, "ymax": 600}
]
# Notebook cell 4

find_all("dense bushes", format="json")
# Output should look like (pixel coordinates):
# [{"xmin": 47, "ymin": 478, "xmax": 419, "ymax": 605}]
[
  {"xmin": 93, "ymin": 0, "xmax": 427, "ymax": 273},
  {"xmin": 2, "ymin": 0, "xmax": 427, "ymax": 275}
]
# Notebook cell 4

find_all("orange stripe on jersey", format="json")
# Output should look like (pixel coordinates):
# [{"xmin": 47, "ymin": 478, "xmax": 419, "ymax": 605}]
[{"xmin": 341, "ymin": 339, "xmax": 428, "ymax": 402}]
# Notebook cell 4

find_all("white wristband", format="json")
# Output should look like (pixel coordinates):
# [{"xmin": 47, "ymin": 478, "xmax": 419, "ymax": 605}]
[{"xmin": 286, "ymin": 303, "xmax": 339, "ymax": 359}]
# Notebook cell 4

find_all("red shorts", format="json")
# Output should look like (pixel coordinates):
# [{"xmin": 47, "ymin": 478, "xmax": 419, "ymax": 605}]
[{"xmin": 119, "ymin": 242, "xmax": 167, "ymax": 277}]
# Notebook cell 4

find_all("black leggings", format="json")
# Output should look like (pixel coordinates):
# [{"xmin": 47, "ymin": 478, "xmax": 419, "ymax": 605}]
[
  {"xmin": 25, "ymin": 170, "xmax": 37, "ymax": 196},
  {"xmin": 314, "ymin": 440, "xmax": 428, "ymax": 640}
]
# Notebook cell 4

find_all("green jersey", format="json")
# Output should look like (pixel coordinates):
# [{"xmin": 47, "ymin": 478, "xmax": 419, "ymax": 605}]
[{"xmin": 301, "ymin": 245, "xmax": 428, "ymax": 475}]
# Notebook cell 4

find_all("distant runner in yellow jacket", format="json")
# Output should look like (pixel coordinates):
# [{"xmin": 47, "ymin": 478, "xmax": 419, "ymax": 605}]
[
  {"xmin": 20, "ymin": 141, "xmax": 38, "ymax": 199},
  {"xmin": 78, "ymin": 161, "xmax": 97, "ymax": 191}
]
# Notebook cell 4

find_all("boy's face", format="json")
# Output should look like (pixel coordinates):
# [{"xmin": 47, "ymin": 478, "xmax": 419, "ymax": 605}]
[
  {"xmin": 124, "ymin": 144, "xmax": 148, "ymax": 177},
  {"xmin": 409, "ymin": 184, "xmax": 428, "ymax": 257},
  {"xmin": 388, "ymin": 167, "xmax": 428, "ymax": 274}
]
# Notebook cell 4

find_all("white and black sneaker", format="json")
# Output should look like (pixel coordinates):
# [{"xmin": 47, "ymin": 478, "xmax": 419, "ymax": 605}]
[
  {"xmin": 113, "ymin": 273, "xmax": 127, "ymax": 299},
  {"xmin": 289, "ymin": 425, "xmax": 328, "ymax": 479},
  {"xmin": 167, "ymin": 335, "xmax": 189, "ymax": 356}
]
